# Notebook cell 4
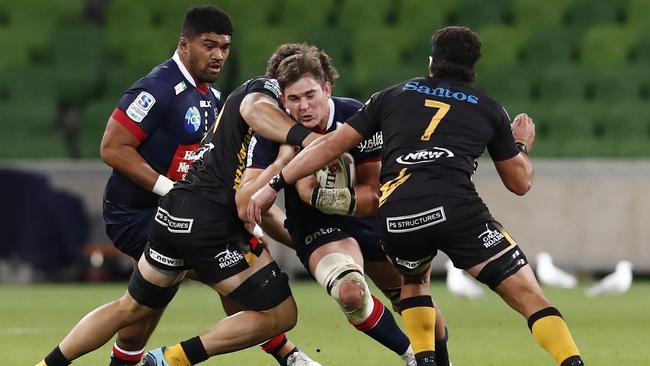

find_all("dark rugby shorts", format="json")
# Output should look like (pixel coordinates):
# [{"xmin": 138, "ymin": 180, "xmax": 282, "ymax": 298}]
[
  {"xmin": 145, "ymin": 189, "xmax": 258, "ymax": 284},
  {"xmin": 378, "ymin": 195, "xmax": 516, "ymax": 271},
  {"xmin": 285, "ymin": 214, "xmax": 386, "ymax": 271},
  {"xmin": 103, "ymin": 200, "xmax": 155, "ymax": 260}
]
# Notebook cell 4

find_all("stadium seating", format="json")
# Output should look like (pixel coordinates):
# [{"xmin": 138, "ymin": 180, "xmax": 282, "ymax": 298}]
[{"xmin": 2, "ymin": 0, "xmax": 649, "ymax": 158}]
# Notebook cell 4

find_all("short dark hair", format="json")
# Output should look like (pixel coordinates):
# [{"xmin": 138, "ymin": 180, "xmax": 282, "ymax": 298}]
[
  {"xmin": 430, "ymin": 26, "xmax": 481, "ymax": 82},
  {"xmin": 267, "ymin": 43, "xmax": 339, "ymax": 89},
  {"xmin": 181, "ymin": 6, "xmax": 233, "ymax": 38}
]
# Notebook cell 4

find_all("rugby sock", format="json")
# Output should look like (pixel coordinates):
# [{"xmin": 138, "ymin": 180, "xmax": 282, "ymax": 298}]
[
  {"xmin": 352, "ymin": 295, "xmax": 411, "ymax": 355},
  {"xmin": 162, "ymin": 337, "xmax": 208, "ymax": 366},
  {"xmin": 434, "ymin": 327, "xmax": 450, "ymax": 366},
  {"xmin": 109, "ymin": 343, "xmax": 144, "ymax": 365},
  {"xmin": 260, "ymin": 333, "xmax": 290, "ymax": 365},
  {"xmin": 400, "ymin": 296, "xmax": 436, "ymax": 364},
  {"xmin": 528, "ymin": 307, "xmax": 582, "ymax": 365},
  {"xmin": 42, "ymin": 346, "xmax": 71, "ymax": 366}
]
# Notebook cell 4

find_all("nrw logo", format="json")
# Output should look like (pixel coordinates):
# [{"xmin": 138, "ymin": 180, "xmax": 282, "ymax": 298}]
[
  {"xmin": 478, "ymin": 223, "xmax": 505, "ymax": 248},
  {"xmin": 396, "ymin": 147, "xmax": 454, "ymax": 165},
  {"xmin": 215, "ymin": 245, "xmax": 244, "ymax": 269}
]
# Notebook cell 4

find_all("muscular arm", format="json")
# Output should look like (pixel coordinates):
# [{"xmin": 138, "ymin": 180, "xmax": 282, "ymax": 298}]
[
  {"xmin": 350, "ymin": 160, "xmax": 380, "ymax": 216},
  {"xmin": 240, "ymin": 92, "xmax": 319, "ymax": 147},
  {"xmin": 493, "ymin": 113, "xmax": 536, "ymax": 196},
  {"xmin": 100, "ymin": 117, "xmax": 159, "ymax": 190},
  {"xmin": 493, "ymin": 154, "xmax": 533, "ymax": 196}
]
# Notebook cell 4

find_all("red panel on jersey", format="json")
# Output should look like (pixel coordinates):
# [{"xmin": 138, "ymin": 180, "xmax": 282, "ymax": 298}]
[
  {"xmin": 166, "ymin": 143, "xmax": 201, "ymax": 180},
  {"xmin": 111, "ymin": 108, "xmax": 148, "ymax": 142}
]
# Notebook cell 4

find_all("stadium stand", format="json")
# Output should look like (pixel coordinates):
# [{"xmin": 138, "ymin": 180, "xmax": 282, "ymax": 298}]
[{"xmin": 1, "ymin": 0, "xmax": 649, "ymax": 158}]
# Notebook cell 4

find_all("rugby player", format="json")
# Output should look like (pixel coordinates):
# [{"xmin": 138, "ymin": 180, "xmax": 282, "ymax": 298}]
[
  {"xmin": 248, "ymin": 27, "xmax": 585, "ymax": 366},
  {"xmin": 236, "ymin": 43, "xmax": 450, "ymax": 366},
  {"xmin": 35, "ymin": 7, "xmax": 322, "ymax": 366}
]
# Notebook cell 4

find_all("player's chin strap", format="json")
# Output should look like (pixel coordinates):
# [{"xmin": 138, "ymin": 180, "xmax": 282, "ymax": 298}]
[{"xmin": 311, "ymin": 187, "xmax": 356, "ymax": 216}]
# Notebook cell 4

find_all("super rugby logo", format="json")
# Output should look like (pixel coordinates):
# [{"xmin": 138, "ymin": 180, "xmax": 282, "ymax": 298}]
[
  {"xmin": 154, "ymin": 207, "xmax": 193, "ymax": 233},
  {"xmin": 126, "ymin": 91, "xmax": 156, "ymax": 123},
  {"xmin": 396, "ymin": 147, "xmax": 454, "ymax": 165},
  {"xmin": 215, "ymin": 245, "xmax": 245, "ymax": 269}
]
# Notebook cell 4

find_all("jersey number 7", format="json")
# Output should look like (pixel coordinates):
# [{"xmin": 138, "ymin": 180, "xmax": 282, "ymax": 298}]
[{"xmin": 421, "ymin": 99, "xmax": 450, "ymax": 141}]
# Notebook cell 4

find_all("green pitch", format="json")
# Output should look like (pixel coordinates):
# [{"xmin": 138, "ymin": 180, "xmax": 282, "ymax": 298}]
[{"xmin": 2, "ymin": 281, "xmax": 648, "ymax": 365}]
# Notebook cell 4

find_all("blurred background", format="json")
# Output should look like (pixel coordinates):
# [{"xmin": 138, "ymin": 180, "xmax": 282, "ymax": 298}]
[{"xmin": 0, "ymin": 0, "xmax": 648, "ymax": 283}]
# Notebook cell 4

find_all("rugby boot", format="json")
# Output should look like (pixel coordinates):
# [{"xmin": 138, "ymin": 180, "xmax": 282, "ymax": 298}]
[
  {"xmin": 285, "ymin": 349, "xmax": 322, "ymax": 366},
  {"xmin": 141, "ymin": 348, "xmax": 169, "ymax": 366}
]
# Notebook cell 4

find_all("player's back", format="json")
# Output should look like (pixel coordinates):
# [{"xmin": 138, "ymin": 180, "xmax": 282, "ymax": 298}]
[{"xmin": 351, "ymin": 76, "xmax": 516, "ymax": 203}]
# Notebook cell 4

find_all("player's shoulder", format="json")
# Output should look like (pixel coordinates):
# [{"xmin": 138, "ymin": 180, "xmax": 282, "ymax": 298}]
[
  {"xmin": 128, "ymin": 59, "xmax": 179, "ymax": 95},
  {"xmin": 332, "ymin": 96, "xmax": 363, "ymax": 114}
]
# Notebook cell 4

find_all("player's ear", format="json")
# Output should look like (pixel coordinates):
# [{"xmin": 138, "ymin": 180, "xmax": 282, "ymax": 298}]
[
  {"xmin": 323, "ymin": 81, "xmax": 332, "ymax": 98},
  {"xmin": 178, "ymin": 36, "xmax": 189, "ymax": 53}
]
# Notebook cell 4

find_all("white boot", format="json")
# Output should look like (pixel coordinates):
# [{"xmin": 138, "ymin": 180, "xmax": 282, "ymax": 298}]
[
  {"xmin": 286, "ymin": 350, "xmax": 322, "ymax": 366},
  {"xmin": 400, "ymin": 346, "xmax": 417, "ymax": 366}
]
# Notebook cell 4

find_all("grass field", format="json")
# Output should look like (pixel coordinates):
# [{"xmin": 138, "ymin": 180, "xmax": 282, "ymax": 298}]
[{"xmin": 2, "ymin": 281, "xmax": 649, "ymax": 366}]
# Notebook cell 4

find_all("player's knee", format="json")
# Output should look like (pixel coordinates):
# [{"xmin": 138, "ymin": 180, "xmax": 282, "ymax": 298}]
[
  {"xmin": 338, "ymin": 280, "xmax": 364, "ymax": 309},
  {"xmin": 313, "ymin": 253, "xmax": 374, "ymax": 323},
  {"xmin": 476, "ymin": 245, "xmax": 528, "ymax": 290}
]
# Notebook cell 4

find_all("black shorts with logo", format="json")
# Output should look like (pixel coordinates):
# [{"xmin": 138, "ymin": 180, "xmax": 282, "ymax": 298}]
[
  {"xmin": 285, "ymin": 213, "xmax": 386, "ymax": 271},
  {"xmin": 146, "ymin": 188, "xmax": 259, "ymax": 284},
  {"xmin": 378, "ymin": 195, "xmax": 516, "ymax": 270}
]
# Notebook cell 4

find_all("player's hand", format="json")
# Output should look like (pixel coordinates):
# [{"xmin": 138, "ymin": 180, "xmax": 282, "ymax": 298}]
[
  {"xmin": 326, "ymin": 152, "xmax": 353, "ymax": 172},
  {"xmin": 247, "ymin": 184, "xmax": 278, "ymax": 225},
  {"xmin": 512, "ymin": 113, "xmax": 536, "ymax": 150}
]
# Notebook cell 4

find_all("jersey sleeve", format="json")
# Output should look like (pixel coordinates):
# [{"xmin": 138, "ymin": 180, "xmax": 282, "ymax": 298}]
[
  {"xmin": 345, "ymin": 91, "xmax": 384, "ymax": 139},
  {"xmin": 112, "ymin": 79, "xmax": 173, "ymax": 142},
  {"xmin": 486, "ymin": 104, "xmax": 520, "ymax": 161},
  {"xmin": 245, "ymin": 77, "xmax": 282, "ymax": 104},
  {"xmin": 246, "ymin": 133, "xmax": 280, "ymax": 169},
  {"xmin": 351, "ymin": 131, "xmax": 382, "ymax": 163}
]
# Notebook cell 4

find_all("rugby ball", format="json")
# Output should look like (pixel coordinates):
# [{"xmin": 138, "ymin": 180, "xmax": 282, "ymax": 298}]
[{"xmin": 315, "ymin": 155, "xmax": 356, "ymax": 189}]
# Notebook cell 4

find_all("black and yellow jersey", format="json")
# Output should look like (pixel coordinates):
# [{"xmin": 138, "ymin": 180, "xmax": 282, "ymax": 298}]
[
  {"xmin": 346, "ymin": 76, "xmax": 519, "ymax": 205},
  {"xmin": 176, "ymin": 76, "xmax": 283, "ymax": 210}
]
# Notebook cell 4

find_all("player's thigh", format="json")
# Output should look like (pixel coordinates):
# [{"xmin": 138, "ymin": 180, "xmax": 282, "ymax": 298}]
[{"xmin": 365, "ymin": 260, "xmax": 401, "ymax": 290}]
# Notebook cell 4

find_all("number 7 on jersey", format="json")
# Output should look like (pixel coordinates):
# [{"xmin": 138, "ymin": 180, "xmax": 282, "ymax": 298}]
[{"xmin": 421, "ymin": 99, "xmax": 450, "ymax": 141}]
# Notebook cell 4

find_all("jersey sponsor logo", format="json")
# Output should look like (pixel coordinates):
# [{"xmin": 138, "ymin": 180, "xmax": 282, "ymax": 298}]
[
  {"xmin": 233, "ymin": 127, "xmax": 254, "ymax": 190},
  {"xmin": 166, "ymin": 143, "xmax": 201, "ymax": 180},
  {"xmin": 403, "ymin": 81, "xmax": 479, "ymax": 104},
  {"xmin": 154, "ymin": 207, "xmax": 194, "ymax": 233},
  {"xmin": 174, "ymin": 81, "xmax": 187, "ymax": 95},
  {"xmin": 214, "ymin": 244, "xmax": 245, "ymax": 269},
  {"xmin": 386, "ymin": 206, "xmax": 446, "ymax": 233},
  {"xmin": 396, "ymin": 147, "xmax": 454, "ymax": 165},
  {"xmin": 126, "ymin": 91, "xmax": 156, "ymax": 122},
  {"xmin": 148, "ymin": 247, "xmax": 185, "ymax": 267},
  {"xmin": 358, "ymin": 131, "xmax": 383, "ymax": 153},
  {"xmin": 395, "ymin": 255, "xmax": 433, "ymax": 270},
  {"xmin": 264, "ymin": 79, "xmax": 281, "ymax": 99},
  {"xmin": 478, "ymin": 223, "xmax": 506, "ymax": 248},
  {"xmin": 305, "ymin": 227, "xmax": 342, "ymax": 245},
  {"xmin": 200, "ymin": 100, "xmax": 212, "ymax": 108},
  {"xmin": 184, "ymin": 106, "xmax": 202, "ymax": 132}
]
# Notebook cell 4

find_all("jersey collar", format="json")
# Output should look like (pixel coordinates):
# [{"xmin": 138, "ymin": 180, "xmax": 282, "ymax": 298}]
[
  {"xmin": 323, "ymin": 98, "xmax": 335, "ymax": 132},
  {"xmin": 172, "ymin": 51, "xmax": 209, "ymax": 94}
]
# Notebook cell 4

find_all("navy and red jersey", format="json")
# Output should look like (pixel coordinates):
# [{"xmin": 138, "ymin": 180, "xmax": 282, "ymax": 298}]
[
  {"xmin": 346, "ymin": 76, "xmax": 519, "ymax": 206},
  {"xmin": 246, "ymin": 96, "xmax": 382, "ymax": 235},
  {"xmin": 104, "ymin": 52, "xmax": 223, "ymax": 209},
  {"xmin": 176, "ymin": 76, "xmax": 283, "ymax": 213}
]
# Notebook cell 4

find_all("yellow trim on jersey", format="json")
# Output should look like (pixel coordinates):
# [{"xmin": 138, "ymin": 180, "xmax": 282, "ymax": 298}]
[
  {"xmin": 379, "ymin": 168, "xmax": 412, "ymax": 207},
  {"xmin": 495, "ymin": 222, "xmax": 516, "ymax": 245}
]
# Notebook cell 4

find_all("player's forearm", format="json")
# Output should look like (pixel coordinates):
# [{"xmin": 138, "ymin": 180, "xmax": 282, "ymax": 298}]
[
  {"xmin": 282, "ymin": 134, "xmax": 342, "ymax": 184},
  {"xmin": 236, "ymin": 162, "xmax": 286, "ymax": 221},
  {"xmin": 100, "ymin": 144, "xmax": 160, "ymax": 191},
  {"xmin": 261, "ymin": 205, "xmax": 294, "ymax": 249},
  {"xmin": 350, "ymin": 184, "xmax": 379, "ymax": 216},
  {"xmin": 243, "ymin": 98, "xmax": 318, "ymax": 147}
]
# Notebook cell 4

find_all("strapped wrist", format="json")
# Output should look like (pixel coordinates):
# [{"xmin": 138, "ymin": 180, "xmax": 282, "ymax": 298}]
[
  {"xmin": 286, "ymin": 124, "xmax": 312, "ymax": 146},
  {"xmin": 311, "ymin": 187, "xmax": 357, "ymax": 216},
  {"xmin": 269, "ymin": 171, "xmax": 287, "ymax": 192},
  {"xmin": 152, "ymin": 175, "xmax": 174, "ymax": 196}
]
